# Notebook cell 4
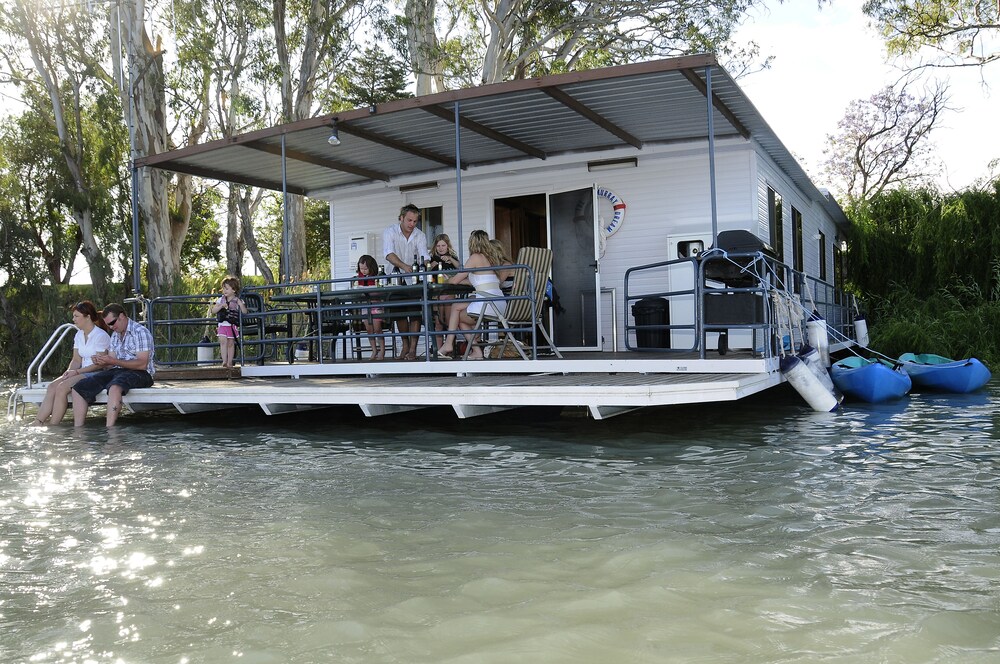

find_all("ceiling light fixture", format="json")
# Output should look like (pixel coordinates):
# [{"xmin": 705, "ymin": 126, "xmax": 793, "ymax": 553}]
[
  {"xmin": 398, "ymin": 181, "xmax": 438, "ymax": 193},
  {"xmin": 587, "ymin": 157, "xmax": 637, "ymax": 172},
  {"xmin": 327, "ymin": 121, "xmax": 341, "ymax": 147}
]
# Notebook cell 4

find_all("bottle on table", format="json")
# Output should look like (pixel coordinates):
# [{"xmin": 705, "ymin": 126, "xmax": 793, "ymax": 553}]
[
  {"xmin": 377, "ymin": 265, "xmax": 386, "ymax": 287},
  {"xmin": 412, "ymin": 254, "xmax": 421, "ymax": 284}
]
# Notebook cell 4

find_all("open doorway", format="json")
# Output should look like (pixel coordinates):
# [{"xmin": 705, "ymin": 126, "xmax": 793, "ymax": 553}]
[
  {"xmin": 494, "ymin": 194, "xmax": 548, "ymax": 257},
  {"xmin": 493, "ymin": 190, "xmax": 602, "ymax": 351}
]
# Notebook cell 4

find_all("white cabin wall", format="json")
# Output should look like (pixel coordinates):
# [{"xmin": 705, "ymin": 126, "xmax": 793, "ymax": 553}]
[
  {"xmin": 754, "ymin": 148, "xmax": 841, "ymax": 288},
  {"xmin": 324, "ymin": 139, "xmax": 782, "ymax": 352}
]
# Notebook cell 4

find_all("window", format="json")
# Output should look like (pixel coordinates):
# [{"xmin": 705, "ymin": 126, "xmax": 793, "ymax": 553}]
[
  {"xmin": 833, "ymin": 242, "xmax": 844, "ymax": 304},
  {"xmin": 817, "ymin": 231, "xmax": 827, "ymax": 281},
  {"xmin": 768, "ymin": 187, "xmax": 784, "ymax": 263},
  {"xmin": 791, "ymin": 207, "xmax": 804, "ymax": 293},
  {"xmin": 417, "ymin": 205, "xmax": 443, "ymax": 243},
  {"xmin": 791, "ymin": 207, "xmax": 803, "ymax": 274}
]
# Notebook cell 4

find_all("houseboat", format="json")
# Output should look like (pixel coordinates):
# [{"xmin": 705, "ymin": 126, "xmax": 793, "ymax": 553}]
[{"xmin": 10, "ymin": 54, "xmax": 857, "ymax": 422}]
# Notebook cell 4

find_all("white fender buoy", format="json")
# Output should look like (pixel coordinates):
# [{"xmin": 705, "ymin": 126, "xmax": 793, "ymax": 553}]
[
  {"xmin": 798, "ymin": 344, "xmax": 843, "ymax": 402},
  {"xmin": 807, "ymin": 312, "xmax": 830, "ymax": 367},
  {"xmin": 780, "ymin": 355, "xmax": 839, "ymax": 412},
  {"xmin": 854, "ymin": 314, "xmax": 870, "ymax": 348}
]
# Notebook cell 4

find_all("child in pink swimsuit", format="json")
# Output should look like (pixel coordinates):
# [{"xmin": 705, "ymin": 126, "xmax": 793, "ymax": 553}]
[{"xmin": 211, "ymin": 275, "xmax": 248, "ymax": 368}]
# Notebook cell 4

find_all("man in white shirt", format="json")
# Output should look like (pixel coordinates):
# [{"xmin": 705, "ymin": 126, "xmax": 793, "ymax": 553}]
[{"xmin": 382, "ymin": 204, "xmax": 429, "ymax": 360}]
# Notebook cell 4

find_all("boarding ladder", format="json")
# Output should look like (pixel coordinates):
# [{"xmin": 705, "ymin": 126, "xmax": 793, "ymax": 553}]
[{"xmin": 6, "ymin": 322, "xmax": 77, "ymax": 421}]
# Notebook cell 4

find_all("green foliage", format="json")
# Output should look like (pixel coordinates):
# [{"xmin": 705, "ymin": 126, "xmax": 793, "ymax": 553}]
[
  {"xmin": 0, "ymin": 273, "xmax": 274, "ymax": 378},
  {"xmin": 0, "ymin": 105, "xmax": 81, "ymax": 285},
  {"xmin": 256, "ymin": 195, "xmax": 330, "ymax": 276},
  {"xmin": 303, "ymin": 198, "xmax": 331, "ymax": 276},
  {"xmin": 846, "ymin": 180, "xmax": 1000, "ymax": 301},
  {"xmin": 0, "ymin": 84, "xmax": 130, "ymax": 293},
  {"xmin": 338, "ymin": 47, "xmax": 413, "ymax": 108},
  {"xmin": 850, "ymin": 179, "xmax": 1000, "ymax": 367},
  {"xmin": 868, "ymin": 266, "xmax": 1000, "ymax": 369},
  {"xmin": 179, "ymin": 186, "xmax": 224, "ymax": 269},
  {"xmin": 0, "ymin": 283, "xmax": 132, "ymax": 378},
  {"xmin": 862, "ymin": 0, "xmax": 998, "ymax": 68}
]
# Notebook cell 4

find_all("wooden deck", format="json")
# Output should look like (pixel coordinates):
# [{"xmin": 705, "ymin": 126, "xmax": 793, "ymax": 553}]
[{"xmin": 12, "ymin": 351, "xmax": 785, "ymax": 421}]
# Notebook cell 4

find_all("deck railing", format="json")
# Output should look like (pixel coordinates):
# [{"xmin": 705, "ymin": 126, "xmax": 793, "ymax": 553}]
[
  {"xmin": 624, "ymin": 250, "xmax": 854, "ymax": 359},
  {"xmin": 142, "ymin": 264, "xmax": 542, "ymax": 367}
]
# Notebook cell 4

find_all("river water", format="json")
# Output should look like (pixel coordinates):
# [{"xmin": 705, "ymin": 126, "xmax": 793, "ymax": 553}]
[{"xmin": 2, "ymin": 382, "xmax": 999, "ymax": 663}]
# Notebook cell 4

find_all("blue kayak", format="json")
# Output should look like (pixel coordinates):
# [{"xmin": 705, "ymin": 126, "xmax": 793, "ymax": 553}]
[
  {"xmin": 830, "ymin": 356, "xmax": 912, "ymax": 403},
  {"xmin": 898, "ymin": 353, "xmax": 992, "ymax": 393}
]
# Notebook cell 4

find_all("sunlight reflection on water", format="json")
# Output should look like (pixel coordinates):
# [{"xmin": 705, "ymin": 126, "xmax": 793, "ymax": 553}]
[{"xmin": 1, "ymin": 382, "xmax": 999, "ymax": 662}]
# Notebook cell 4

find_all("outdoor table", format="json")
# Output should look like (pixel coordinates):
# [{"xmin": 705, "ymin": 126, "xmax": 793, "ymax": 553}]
[{"xmin": 270, "ymin": 282, "xmax": 473, "ymax": 361}]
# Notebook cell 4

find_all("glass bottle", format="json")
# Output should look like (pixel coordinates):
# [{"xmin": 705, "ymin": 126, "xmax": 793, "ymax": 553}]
[
  {"xmin": 377, "ymin": 265, "xmax": 386, "ymax": 287},
  {"xmin": 412, "ymin": 254, "xmax": 421, "ymax": 284}
]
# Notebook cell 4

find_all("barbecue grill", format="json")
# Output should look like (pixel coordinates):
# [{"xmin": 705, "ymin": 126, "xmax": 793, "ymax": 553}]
[
  {"xmin": 702, "ymin": 230, "xmax": 776, "ymax": 287},
  {"xmin": 700, "ymin": 230, "xmax": 775, "ymax": 353}
]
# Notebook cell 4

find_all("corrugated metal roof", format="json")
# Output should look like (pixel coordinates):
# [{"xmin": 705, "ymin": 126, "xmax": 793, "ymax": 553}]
[{"xmin": 138, "ymin": 53, "xmax": 847, "ymax": 226}]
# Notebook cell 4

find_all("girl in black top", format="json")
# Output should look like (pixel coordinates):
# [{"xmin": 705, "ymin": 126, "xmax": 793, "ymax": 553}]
[
  {"xmin": 429, "ymin": 234, "xmax": 461, "ymax": 332},
  {"xmin": 211, "ymin": 275, "xmax": 248, "ymax": 368}
]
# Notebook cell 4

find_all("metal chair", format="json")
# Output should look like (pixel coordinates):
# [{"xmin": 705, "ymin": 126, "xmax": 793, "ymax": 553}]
[
  {"xmin": 465, "ymin": 246, "xmax": 562, "ymax": 360},
  {"xmin": 242, "ymin": 292, "xmax": 294, "ymax": 364}
]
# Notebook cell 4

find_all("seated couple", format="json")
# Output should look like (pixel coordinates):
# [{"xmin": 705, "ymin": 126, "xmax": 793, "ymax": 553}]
[{"xmin": 32, "ymin": 301, "xmax": 155, "ymax": 427}]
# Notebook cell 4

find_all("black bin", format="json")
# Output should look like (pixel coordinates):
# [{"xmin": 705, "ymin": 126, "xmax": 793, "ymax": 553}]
[{"xmin": 632, "ymin": 297, "xmax": 670, "ymax": 349}]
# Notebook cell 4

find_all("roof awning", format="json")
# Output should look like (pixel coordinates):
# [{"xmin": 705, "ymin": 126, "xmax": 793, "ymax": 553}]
[{"xmin": 138, "ymin": 53, "xmax": 846, "ymax": 226}]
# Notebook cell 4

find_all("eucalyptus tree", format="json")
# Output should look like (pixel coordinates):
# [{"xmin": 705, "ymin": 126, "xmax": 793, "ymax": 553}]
[
  {"xmin": 401, "ymin": 0, "xmax": 763, "ymax": 91},
  {"xmin": 0, "ymin": 139, "xmax": 48, "ymax": 368},
  {"xmin": 106, "ymin": 0, "xmax": 179, "ymax": 295},
  {"xmin": 0, "ymin": 106, "xmax": 83, "ymax": 286},
  {"xmin": 269, "ymin": 0, "xmax": 376, "ymax": 280},
  {"xmin": 211, "ymin": 0, "xmax": 276, "ymax": 282},
  {"xmin": 1, "ymin": 0, "xmax": 121, "ymax": 300},
  {"xmin": 0, "ymin": 113, "xmax": 68, "ymax": 289}
]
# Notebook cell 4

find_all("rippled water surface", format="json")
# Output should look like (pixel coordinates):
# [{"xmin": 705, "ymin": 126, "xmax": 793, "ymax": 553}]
[{"xmin": 2, "ymin": 383, "xmax": 1000, "ymax": 663}]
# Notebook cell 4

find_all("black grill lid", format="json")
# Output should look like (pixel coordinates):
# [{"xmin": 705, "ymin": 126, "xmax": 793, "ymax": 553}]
[
  {"xmin": 703, "ymin": 230, "xmax": 776, "ymax": 286},
  {"xmin": 711, "ymin": 230, "xmax": 775, "ymax": 256}
]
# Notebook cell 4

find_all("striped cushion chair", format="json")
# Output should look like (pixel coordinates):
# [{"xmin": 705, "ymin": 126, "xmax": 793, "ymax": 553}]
[{"xmin": 465, "ymin": 246, "xmax": 563, "ymax": 360}]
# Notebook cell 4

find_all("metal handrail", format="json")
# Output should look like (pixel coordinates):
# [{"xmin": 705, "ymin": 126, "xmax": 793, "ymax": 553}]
[
  {"xmin": 24, "ymin": 323, "xmax": 78, "ymax": 389},
  {"xmin": 146, "ymin": 293, "xmax": 221, "ymax": 367},
  {"xmin": 246, "ymin": 265, "xmax": 538, "ymax": 363},
  {"xmin": 624, "ymin": 250, "xmax": 854, "ymax": 358}
]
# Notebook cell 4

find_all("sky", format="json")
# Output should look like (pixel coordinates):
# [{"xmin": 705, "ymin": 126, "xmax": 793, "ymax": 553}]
[
  {"xmin": 734, "ymin": 0, "xmax": 999, "ymax": 194},
  {"xmin": 1, "ymin": 0, "xmax": 995, "ymax": 193}
]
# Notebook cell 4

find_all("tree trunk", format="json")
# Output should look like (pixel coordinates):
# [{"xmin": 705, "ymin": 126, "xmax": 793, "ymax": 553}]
[
  {"xmin": 225, "ymin": 190, "xmax": 243, "ymax": 277},
  {"xmin": 480, "ymin": 0, "xmax": 516, "ymax": 84},
  {"xmin": 116, "ymin": 1, "xmax": 175, "ymax": 296},
  {"xmin": 236, "ymin": 186, "xmax": 275, "ymax": 284},
  {"xmin": 405, "ymin": 0, "xmax": 444, "ymax": 94},
  {"xmin": 285, "ymin": 194, "xmax": 307, "ymax": 279},
  {"xmin": 74, "ymin": 208, "xmax": 111, "ymax": 301}
]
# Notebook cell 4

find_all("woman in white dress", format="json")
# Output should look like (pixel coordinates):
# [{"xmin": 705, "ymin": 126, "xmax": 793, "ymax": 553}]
[
  {"xmin": 436, "ymin": 230, "xmax": 507, "ymax": 360},
  {"xmin": 31, "ymin": 301, "xmax": 112, "ymax": 426}
]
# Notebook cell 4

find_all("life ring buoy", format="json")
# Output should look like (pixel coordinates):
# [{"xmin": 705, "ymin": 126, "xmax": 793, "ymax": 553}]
[
  {"xmin": 596, "ymin": 186, "xmax": 626, "ymax": 237},
  {"xmin": 573, "ymin": 186, "xmax": 627, "ymax": 257}
]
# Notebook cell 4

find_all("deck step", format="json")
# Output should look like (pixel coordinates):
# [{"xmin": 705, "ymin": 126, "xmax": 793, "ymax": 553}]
[{"xmin": 154, "ymin": 366, "xmax": 242, "ymax": 380}]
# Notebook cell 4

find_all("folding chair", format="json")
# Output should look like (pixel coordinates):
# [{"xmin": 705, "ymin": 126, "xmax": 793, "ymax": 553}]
[{"xmin": 465, "ymin": 246, "xmax": 562, "ymax": 360}]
